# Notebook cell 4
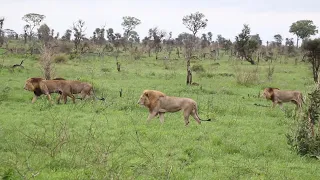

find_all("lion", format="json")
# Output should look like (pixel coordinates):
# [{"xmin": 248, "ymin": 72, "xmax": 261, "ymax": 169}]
[
  {"xmin": 24, "ymin": 77, "xmax": 75, "ymax": 104},
  {"xmin": 55, "ymin": 79, "xmax": 104, "ymax": 103},
  {"xmin": 262, "ymin": 87, "xmax": 304, "ymax": 110},
  {"xmin": 138, "ymin": 90, "xmax": 211, "ymax": 126}
]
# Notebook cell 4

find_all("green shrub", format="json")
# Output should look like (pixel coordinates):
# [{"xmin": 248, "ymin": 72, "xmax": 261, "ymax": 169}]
[
  {"xmin": 191, "ymin": 64, "xmax": 205, "ymax": 72},
  {"xmin": 54, "ymin": 54, "xmax": 68, "ymax": 63},
  {"xmin": 287, "ymin": 89, "xmax": 320, "ymax": 157}
]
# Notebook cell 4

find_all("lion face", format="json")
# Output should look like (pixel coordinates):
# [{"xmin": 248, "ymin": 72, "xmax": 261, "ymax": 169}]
[
  {"xmin": 262, "ymin": 89, "xmax": 271, "ymax": 99},
  {"xmin": 138, "ymin": 93, "xmax": 149, "ymax": 106},
  {"xmin": 24, "ymin": 79, "xmax": 35, "ymax": 91}
]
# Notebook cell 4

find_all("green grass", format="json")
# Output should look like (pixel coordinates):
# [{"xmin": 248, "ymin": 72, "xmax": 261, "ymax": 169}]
[{"xmin": 0, "ymin": 54, "xmax": 319, "ymax": 179}]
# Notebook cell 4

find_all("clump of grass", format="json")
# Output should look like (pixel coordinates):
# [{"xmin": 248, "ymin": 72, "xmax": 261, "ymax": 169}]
[
  {"xmin": 191, "ymin": 64, "xmax": 205, "ymax": 72},
  {"xmin": 234, "ymin": 64, "xmax": 259, "ymax": 86},
  {"xmin": 53, "ymin": 53, "xmax": 68, "ymax": 63}
]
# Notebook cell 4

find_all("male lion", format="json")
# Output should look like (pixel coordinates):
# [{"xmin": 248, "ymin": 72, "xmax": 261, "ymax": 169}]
[
  {"xmin": 262, "ymin": 87, "xmax": 304, "ymax": 110},
  {"xmin": 24, "ymin": 77, "xmax": 75, "ymax": 104},
  {"xmin": 55, "ymin": 79, "xmax": 105, "ymax": 103},
  {"xmin": 138, "ymin": 90, "xmax": 211, "ymax": 126}
]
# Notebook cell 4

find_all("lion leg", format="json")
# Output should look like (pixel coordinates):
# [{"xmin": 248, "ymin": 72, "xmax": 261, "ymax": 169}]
[
  {"xmin": 69, "ymin": 94, "xmax": 76, "ymax": 104},
  {"xmin": 31, "ymin": 96, "xmax": 38, "ymax": 103},
  {"xmin": 278, "ymin": 102, "xmax": 284, "ymax": 111},
  {"xmin": 147, "ymin": 111, "xmax": 158, "ymax": 122},
  {"xmin": 159, "ymin": 112, "xmax": 165, "ymax": 123},
  {"xmin": 63, "ymin": 93, "xmax": 68, "ymax": 104},
  {"xmin": 272, "ymin": 101, "xmax": 278, "ymax": 108},
  {"xmin": 183, "ymin": 111, "xmax": 190, "ymax": 126},
  {"xmin": 191, "ymin": 112, "xmax": 201, "ymax": 125},
  {"xmin": 57, "ymin": 94, "xmax": 63, "ymax": 104},
  {"xmin": 46, "ymin": 93, "xmax": 53, "ymax": 104}
]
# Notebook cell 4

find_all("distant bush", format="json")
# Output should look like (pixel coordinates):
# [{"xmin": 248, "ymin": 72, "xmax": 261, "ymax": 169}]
[
  {"xmin": 54, "ymin": 54, "xmax": 68, "ymax": 63},
  {"xmin": 191, "ymin": 64, "xmax": 205, "ymax": 72}
]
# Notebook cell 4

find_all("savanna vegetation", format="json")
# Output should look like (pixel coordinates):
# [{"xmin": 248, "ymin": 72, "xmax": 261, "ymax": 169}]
[{"xmin": 0, "ymin": 12, "xmax": 320, "ymax": 179}]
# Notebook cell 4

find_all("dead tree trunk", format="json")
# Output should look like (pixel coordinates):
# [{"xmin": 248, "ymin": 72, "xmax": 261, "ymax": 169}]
[
  {"xmin": 186, "ymin": 57, "xmax": 192, "ymax": 85},
  {"xmin": 116, "ymin": 62, "xmax": 121, "ymax": 72}
]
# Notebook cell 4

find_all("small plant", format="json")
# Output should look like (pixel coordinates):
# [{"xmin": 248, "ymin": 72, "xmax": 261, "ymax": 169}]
[
  {"xmin": 267, "ymin": 62, "xmax": 275, "ymax": 81},
  {"xmin": 53, "ymin": 53, "xmax": 68, "ymax": 63},
  {"xmin": 191, "ymin": 64, "xmax": 205, "ymax": 72}
]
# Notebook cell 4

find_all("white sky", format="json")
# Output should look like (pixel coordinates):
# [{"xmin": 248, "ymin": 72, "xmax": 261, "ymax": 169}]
[{"xmin": 1, "ymin": 0, "xmax": 320, "ymax": 44}]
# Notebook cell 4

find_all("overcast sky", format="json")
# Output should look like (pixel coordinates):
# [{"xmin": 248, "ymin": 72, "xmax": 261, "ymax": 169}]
[{"xmin": 1, "ymin": 0, "xmax": 320, "ymax": 44}]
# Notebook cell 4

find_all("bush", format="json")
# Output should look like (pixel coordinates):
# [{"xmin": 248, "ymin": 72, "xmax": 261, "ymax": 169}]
[
  {"xmin": 54, "ymin": 54, "xmax": 68, "ymax": 63},
  {"xmin": 234, "ymin": 65, "xmax": 259, "ymax": 86},
  {"xmin": 191, "ymin": 64, "xmax": 205, "ymax": 72},
  {"xmin": 287, "ymin": 89, "xmax": 320, "ymax": 157}
]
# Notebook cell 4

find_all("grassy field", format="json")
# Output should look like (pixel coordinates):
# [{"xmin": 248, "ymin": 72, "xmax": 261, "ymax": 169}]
[{"xmin": 0, "ymin": 53, "xmax": 319, "ymax": 179}]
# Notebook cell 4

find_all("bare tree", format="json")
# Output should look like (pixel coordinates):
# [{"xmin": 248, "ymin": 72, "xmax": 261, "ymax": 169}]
[
  {"xmin": 72, "ymin": 20, "xmax": 86, "ymax": 52},
  {"xmin": 0, "ymin": 17, "xmax": 4, "ymax": 46},
  {"xmin": 182, "ymin": 12, "xmax": 207, "ymax": 85}
]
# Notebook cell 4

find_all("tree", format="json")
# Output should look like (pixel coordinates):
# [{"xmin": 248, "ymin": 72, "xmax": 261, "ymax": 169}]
[
  {"xmin": 207, "ymin": 32, "xmax": 212, "ymax": 43},
  {"xmin": 92, "ymin": 27, "xmax": 106, "ymax": 45},
  {"xmin": 285, "ymin": 38, "xmax": 295, "ymax": 55},
  {"xmin": 289, "ymin": 20, "xmax": 318, "ymax": 47},
  {"xmin": 0, "ymin": 17, "xmax": 4, "ymax": 46},
  {"xmin": 22, "ymin": 13, "xmax": 46, "ymax": 40},
  {"xmin": 235, "ymin": 24, "xmax": 259, "ymax": 65},
  {"xmin": 72, "ymin": 20, "xmax": 86, "ymax": 52},
  {"xmin": 38, "ymin": 24, "xmax": 51, "ymax": 45},
  {"xmin": 182, "ymin": 11, "xmax": 208, "ymax": 37},
  {"xmin": 3, "ymin": 29, "xmax": 17, "ymax": 39},
  {"xmin": 106, "ymin": 28, "xmax": 115, "ymax": 42},
  {"xmin": 250, "ymin": 34, "xmax": 262, "ymax": 46},
  {"xmin": 274, "ymin": 34, "xmax": 283, "ymax": 47},
  {"xmin": 302, "ymin": 39, "xmax": 320, "ymax": 83},
  {"xmin": 121, "ymin": 16, "xmax": 141, "ymax": 37},
  {"xmin": 148, "ymin": 27, "xmax": 166, "ymax": 59},
  {"xmin": 61, "ymin": 29, "xmax": 72, "ymax": 41}
]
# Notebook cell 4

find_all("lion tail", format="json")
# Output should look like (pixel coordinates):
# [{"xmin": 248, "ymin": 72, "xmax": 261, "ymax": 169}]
[
  {"xmin": 91, "ymin": 88, "xmax": 105, "ymax": 101},
  {"xmin": 194, "ymin": 103, "xmax": 211, "ymax": 121},
  {"xmin": 301, "ymin": 93, "xmax": 306, "ymax": 104}
]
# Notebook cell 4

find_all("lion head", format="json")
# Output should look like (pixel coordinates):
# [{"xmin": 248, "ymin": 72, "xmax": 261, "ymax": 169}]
[
  {"xmin": 138, "ymin": 90, "xmax": 166, "ymax": 109},
  {"xmin": 262, "ymin": 87, "xmax": 280, "ymax": 100},
  {"xmin": 24, "ymin": 78, "xmax": 44, "ymax": 92}
]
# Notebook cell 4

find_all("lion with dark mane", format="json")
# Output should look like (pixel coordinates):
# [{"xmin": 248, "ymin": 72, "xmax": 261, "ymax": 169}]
[
  {"xmin": 262, "ymin": 87, "xmax": 304, "ymax": 110},
  {"xmin": 138, "ymin": 90, "xmax": 211, "ymax": 126},
  {"xmin": 24, "ymin": 77, "xmax": 75, "ymax": 104}
]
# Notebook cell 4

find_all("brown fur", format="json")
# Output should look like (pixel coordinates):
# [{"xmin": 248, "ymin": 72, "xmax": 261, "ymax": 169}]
[
  {"xmin": 262, "ymin": 87, "xmax": 304, "ymax": 110},
  {"xmin": 138, "ymin": 90, "xmax": 210, "ymax": 126},
  {"xmin": 23, "ymin": 77, "xmax": 75, "ymax": 104},
  {"xmin": 55, "ymin": 80, "xmax": 95, "ymax": 103}
]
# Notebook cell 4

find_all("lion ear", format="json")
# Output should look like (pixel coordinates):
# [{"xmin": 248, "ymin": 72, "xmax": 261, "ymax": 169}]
[{"xmin": 144, "ymin": 92, "xmax": 149, "ymax": 97}]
